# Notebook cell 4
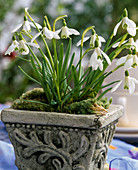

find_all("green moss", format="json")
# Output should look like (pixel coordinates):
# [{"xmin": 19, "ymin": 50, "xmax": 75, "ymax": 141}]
[
  {"xmin": 63, "ymin": 98, "xmax": 109, "ymax": 115},
  {"xmin": 12, "ymin": 88, "xmax": 112, "ymax": 114},
  {"xmin": 12, "ymin": 88, "xmax": 51, "ymax": 111}
]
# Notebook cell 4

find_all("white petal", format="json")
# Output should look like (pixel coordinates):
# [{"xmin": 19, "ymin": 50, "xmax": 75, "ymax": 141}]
[
  {"xmin": 98, "ymin": 36, "xmax": 106, "ymax": 42},
  {"xmin": 68, "ymin": 28, "xmax": 80, "ymax": 35},
  {"xmin": 112, "ymin": 42, "xmax": 120, "ymax": 48},
  {"xmin": 21, "ymin": 47, "xmax": 29, "ymax": 55},
  {"xmin": 91, "ymin": 49, "xmax": 97, "ymax": 59},
  {"xmin": 43, "ymin": 27, "xmax": 53, "ymax": 39},
  {"xmin": 125, "ymin": 17, "xmax": 136, "ymax": 28},
  {"xmin": 111, "ymin": 81, "xmax": 122, "ymax": 92},
  {"xmin": 130, "ymin": 77, "xmax": 138, "ymax": 84},
  {"xmin": 23, "ymin": 21, "xmax": 31, "ymax": 32},
  {"xmin": 88, "ymin": 50, "xmax": 97, "ymax": 67},
  {"xmin": 93, "ymin": 64, "xmax": 98, "ymax": 70},
  {"xmin": 124, "ymin": 58, "xmax": 133, "ymax": 70},
  {"xmin": 76, "ymin": 36, "xmax": 90, "ymax": 46},
  {"xmin": 98, "ymin": 60, "xmax": 103, "ymax": 71},
  {"xmin": 61, "ymin": 27, "xmax": 70, "ymax": 38},
  {"xmin": 113, "ymin": 20, "xmax": 122, "ymax": 36},
  {"xmin": 116, "ymin": 56, "xmax": 127, "ymax": 66},
  {"xmin": 55, "ymin": 28, "xmax": 62, "ymax": 34},
  {"xmin": 26, "ymin": 42, "xmax": 39, "ymax": 48},
  {"xmin": 127, "ymin": 27, "xmax": 136, "ymax": 36},
  {"xmin": 112, "ymin": 40, "xmax": 128, "ymax": 48},
  {"xmin": 100, "ymin": 50, "xmax": 111, "ymax": 65},
  {"xmin": 129, "ymin": 79, "xmax": 135, "ymax": 94},
  {"xmin": 12, "ymin": 23, "xmax": 23, "ymax": 33},
  {"xmin": 31, "ymin": 31, "xmax": 42, "ymax": 42},
  {"xmin": 5, "ymin": 44, "xmax": 18, "ymax": 55},
  {"xmin": 29, "ymin": 22, "xmax": 42, "ymax": 29},
  {"xmin": 53, "ymin": 32, "xmax": 60, "ymax": 39},
  {"xmin": 90, "ymin": 35, "xmax": 96, "ymax": 47},
  {"xmin": 19, "ymin": 40, "xmax": 29, "ymax": 55}
]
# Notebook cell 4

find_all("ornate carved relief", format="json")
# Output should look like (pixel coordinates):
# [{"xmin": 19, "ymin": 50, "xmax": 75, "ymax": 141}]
[
  {"xmin": 91, "ymin": 122, "xmax": 117, "ymax": 170},
  {"xmin": 5, "ymin": 120, "xmax": 117, "ymax": 170},
  {"xmin": 10, "ymin": 127, "xmax": 90, "ymax": 170}
]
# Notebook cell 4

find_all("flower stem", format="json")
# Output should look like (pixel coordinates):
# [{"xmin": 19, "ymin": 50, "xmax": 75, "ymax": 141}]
[
  {"xmin": 78, "ymin": 26, "xmax": 94, "ymax": 79},
  {"xmin": 104, "ymin": 33, "xmax": 114, "ymax": 52},
  {"xmin": 53, "ymin": 15, "xmax": 67, "ymax": 32}
]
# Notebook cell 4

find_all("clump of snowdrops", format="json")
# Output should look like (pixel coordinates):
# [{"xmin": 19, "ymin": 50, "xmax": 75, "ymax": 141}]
[{"xmin": 5, "ymin": 8, "xmax": 138, "ymax": 112}]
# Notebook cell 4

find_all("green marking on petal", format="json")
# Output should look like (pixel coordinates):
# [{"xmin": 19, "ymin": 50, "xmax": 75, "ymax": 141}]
[{"xmin": 124, "ymin": 85, "xmax": 129, "ymax": 89}]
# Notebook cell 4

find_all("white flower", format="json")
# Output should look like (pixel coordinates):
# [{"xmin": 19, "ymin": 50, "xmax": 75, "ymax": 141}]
[
  {"xmin": 77, "ymin": 34, "xmax": 105, "ymax": 47},
  {"xmin": 111, "ymin": 74, "xmax": 138, "ymax": 94},
  {"xmin": 19, "ymin": 40, "xmax": 39, "ymax": 55},
  {"xmin": 19, "ymin": 40, "xmax": 29, "ymax": 55},
  {"xmin": 31, "ymin": 26, "xmax": 60, "ymax": 42},
  {"xmin": 116, "ymin": 50, "xmax": 138, "ymax": 69},
  {"xmin": 43, "ymin": 27, "xmax": 60, "ymax": 39},
  {"xmin": 56, "ymin": 26, "xmax": 80, "ymax": 38},
  {"xmin": 5, "ymin": 39, "xmax": 19, "ymax": 55},
  {"xmin": 76, "ymin": 28, "xmax": 106, "ymax": 48},
  {"xmin": 5, "ymin": 35, "xmax": 39, "ymax": 55},
  {"xmin": 113, "ymin": 10, "xmax": 136, "ymax": 36},
  {"xmin": 135, "ymin": 39, "xmax": 138, "ymax": 51},
  {"xmin": 88, "ymin": 53, "xmax": 103, "ymax": 71},
  {"xmin": 88, "ymin": 47, "xmax": 111, "ymax": 71},
  {"xmin": 112, "ymin": 38, "xmax": 138, "ymax": 51},
  {"xmin": 12, "ymin": 16, "xmax": 42, "ymax": 33}
]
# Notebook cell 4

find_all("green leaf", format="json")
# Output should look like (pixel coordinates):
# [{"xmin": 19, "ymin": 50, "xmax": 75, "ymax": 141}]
[
  {"xmin": 18, "ymin": 66, "xmax": 41, "ymax": 86},
  {"xmin": 59, "ymin": 43, "xmax": 64, "ymax": 74},
  {"xmin": 22, "ymin": 99, "xmax": 51, "ymax": 107},
  {"xmin": 30, "ymin": 55, "xmax": 43, "ymax": 83},
  {"xmin": 101, "ymin": 80, "xmax": 120, "ymax": 89},
  {"xmin": 17, "ymin": 56, "xmax": 31, "ymax": 62},
  {"xmin": 72, "ymin": 65, "xmax": 79, "ymax": 87},
  {"xmin": 66, "ymin": 52, "xmax": 75, "ymax": 78},
  {"xmin": 97, "ymin": 87, "xmax": 112, "ymax": 101},
  {"xmin": 61, "ymin": 39, "xmax": 72, "ymax": 81}
]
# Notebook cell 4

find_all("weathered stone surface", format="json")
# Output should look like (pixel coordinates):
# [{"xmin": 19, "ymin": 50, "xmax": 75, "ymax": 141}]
[{"xmin": 1, "ymin": 105, "xmax": 123, "ymax": 170}]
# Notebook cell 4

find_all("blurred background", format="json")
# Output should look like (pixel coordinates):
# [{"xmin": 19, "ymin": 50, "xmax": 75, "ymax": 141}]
[{"xmin": 0, "ymin": 0, "xmax": 138, "ymax": 104}]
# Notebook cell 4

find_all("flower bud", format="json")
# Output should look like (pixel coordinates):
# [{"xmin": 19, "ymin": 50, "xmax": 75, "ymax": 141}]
[
  {"xmin": 19, "ymin": 34, "xmax": 24, "ymax": 40},
  {"xmin": 24, "ymin": 15, "xmax": 28, "ymax": 21},
  {"xmin": 12, "ymin": 35, "xmax": 16, "ymax": 41},
  {"xmin": 128, "ymin": 49, "xmax": 132, "ymax": 54},
  {"xmin": 132, "ymin": 48, "xmax": 136, "ymax": 55},
  {"xmin": 123, "ymin": 8, "xmax": 128, "ymax": 17},
  {"xmin": 95, "ymin": 40, "xmax": 99, "ymax": 47},
  {"xmin": 125, "ymin": 70, "xmax": 129, "ymax": 77}
]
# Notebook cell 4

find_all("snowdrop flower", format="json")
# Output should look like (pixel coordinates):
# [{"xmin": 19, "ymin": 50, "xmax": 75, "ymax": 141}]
[
  {"xmin": 77, "ymin": 29, "xmax": 105, "ymax": 47},
  {"xmin": 88, "ymin": 40, "xmax": 111, "ymax": 71},
  {"xmin": 56, "ymin": 21, "xmax": 80, "ymax": 38},
  {"xmin": 113, "ymin": 9, "xmax": 136, "ymax": 36},
  {"xmin": 18, "ymin": 34, "xmax": 39, "ymax": 55},
  {"xmin": 5, "ymin": 35, "xmax": 19, "ymax": 55},
  {"xmin": 88, "ymin": 54, "xmax": 103, "ymax": 71},
  {"xmin": 6, "ymin": 34, "xmax": 39, "ymax": 55},
  {"xmin": 111, "ymin": 70, "xmax": 138, "ymax": 94},
  {"xmin": 12, "ymin": 16, "xmax": 42, "ymax": 33},
  {"xmin": 116, "ymin": 49, "xmax": 138, "ymax": 69},
  {"xmin": 112, "ymin": 37, "xmax": 138, "ymax": 51},
  {"xmin": 31, "ymin": 21, "xmax": 60, "ymax": 42}
]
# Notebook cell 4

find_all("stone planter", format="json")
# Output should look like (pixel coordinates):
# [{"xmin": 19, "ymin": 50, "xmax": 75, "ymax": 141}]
[{"xmin": 1, "ymin": 105, "xmax": 123, "ymax": 170}]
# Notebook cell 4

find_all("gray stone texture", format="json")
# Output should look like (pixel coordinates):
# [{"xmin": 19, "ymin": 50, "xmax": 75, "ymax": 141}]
[{"xmin": 1, "ymin": 105, "xmax": 123, "ymax": 170}]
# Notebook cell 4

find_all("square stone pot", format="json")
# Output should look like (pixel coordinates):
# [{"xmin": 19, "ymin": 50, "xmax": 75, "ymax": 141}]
[{"xmin": 1, "ymin": 105, "xmax": 123, "ymax": 170}]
